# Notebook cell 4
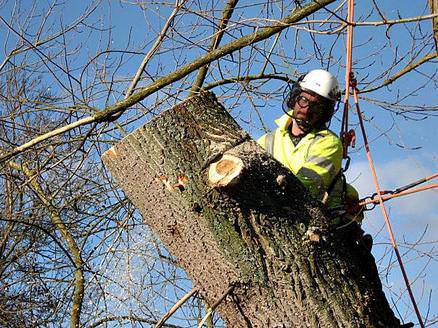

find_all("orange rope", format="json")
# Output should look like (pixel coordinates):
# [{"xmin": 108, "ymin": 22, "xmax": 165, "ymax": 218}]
[
  {"xmin": 340, "ymin": 0, "xmax": 355, "ymax": 158},
  {"xmin": 425, "ymin": 172, "xmax": 438, "ymax": 180},
  {"xmin": 353, "ymin": 87, "xmax": 425, "ymax": 328},
  {"xmin": 343, "ymin": 1, "xmax": 425, "ymax": 326},
  {"xmin": 360, "ymin": 172, "xmax": 438, "ymax": 207},
  {"xmin": 359, "ymin": 183, "xmax": 438, "ymax": 207}
]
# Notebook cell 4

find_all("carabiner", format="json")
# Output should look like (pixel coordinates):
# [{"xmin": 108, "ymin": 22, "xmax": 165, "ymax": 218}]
[{"xmin": 342, "ymin": 156, "xmax": 351, "ymax": 172}]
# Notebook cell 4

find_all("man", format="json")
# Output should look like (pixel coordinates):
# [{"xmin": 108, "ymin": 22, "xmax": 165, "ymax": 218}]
[{"xmin": 258, "ymin": 69, "xmax": 363, "ymax": 226}]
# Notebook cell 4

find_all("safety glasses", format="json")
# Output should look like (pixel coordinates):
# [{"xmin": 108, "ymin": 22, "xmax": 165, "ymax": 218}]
[{"xmin": 296, "ymin": 95, "xmax": 324, "ymax": 112}]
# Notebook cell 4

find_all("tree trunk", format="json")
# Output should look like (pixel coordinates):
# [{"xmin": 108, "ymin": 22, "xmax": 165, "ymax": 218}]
[{"xmin": 102, "ymin": 92, "xmax": 404, "ymax": 327}]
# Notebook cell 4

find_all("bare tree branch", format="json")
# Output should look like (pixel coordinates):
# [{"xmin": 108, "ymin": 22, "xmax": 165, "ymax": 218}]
[
  {"xmin": 0, "ymin": 2, "xmax": 100, "ymax": 73},
  {"xmin": 360, "ymin": 52, "xmax": 437, "ymax": 93},
  {"xmin": 87, "ymin": 316, "xmax": 182, "ymax": 328},
  {"xmin": 1, "ymin": 1, "xmax": 436, "ymax": 326},
  {"xmin": 125, "ymin": 0, "xmax": 187, "ymax": 98},
  {"xmin": 7, "ymin": 160, "xmax": 85, "ymax": 328},
  {"xmin": 0, "ymin": 0, "xmax": 335, "ymax": 164},
  {"xmin": 155, "ymin": 287, "xmax": 198, "ymax": 328},
  {"xmin": 189, "ymin": 0, "xmax": 240, "ymax": 95},
  {"xmin": 429, "ymin": 0, "xmax": 438, "ymax": 51}
]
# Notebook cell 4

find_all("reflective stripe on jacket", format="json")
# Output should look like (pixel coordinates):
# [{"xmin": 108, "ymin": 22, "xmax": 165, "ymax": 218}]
[{"xmin": 257, "ymin": 111, "xmax": 344, "ymax": 208}]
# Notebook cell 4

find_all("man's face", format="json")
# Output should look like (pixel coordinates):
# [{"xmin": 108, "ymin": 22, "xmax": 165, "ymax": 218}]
[{"xmin": 293, "ymin": 91, "xmax": 325, "ymax": 127}]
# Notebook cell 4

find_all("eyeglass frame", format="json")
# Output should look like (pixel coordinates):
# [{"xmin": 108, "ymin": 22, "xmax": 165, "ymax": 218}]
[{"xmin": 295, "ymin": 95, "xmax": 325, "ymax": 113}]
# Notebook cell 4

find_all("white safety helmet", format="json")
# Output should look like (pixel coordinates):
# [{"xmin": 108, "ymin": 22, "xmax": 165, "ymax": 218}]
[{"xmin": 298, "ymin": 69, "xmax": 340, "ymax": 101}]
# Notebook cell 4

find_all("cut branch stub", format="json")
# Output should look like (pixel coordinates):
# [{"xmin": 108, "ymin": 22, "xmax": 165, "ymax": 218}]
[
  {"xmin": 208, "ymin": 154, "xmax": 244, "ymax": 188},
  {"xmin": 102, "ymin": 91, "xmax": 404, "ymax": 327}
]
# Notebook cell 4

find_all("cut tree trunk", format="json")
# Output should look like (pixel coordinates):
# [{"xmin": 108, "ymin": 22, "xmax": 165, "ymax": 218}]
[{"xmin": 102, "ymin": 92, "xmax": 405, "ymax": 327}]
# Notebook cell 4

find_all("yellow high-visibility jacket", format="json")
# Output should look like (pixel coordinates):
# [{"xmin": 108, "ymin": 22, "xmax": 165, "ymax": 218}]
[{"xmin": 257, "ymin": 112, "xmax": 344, "ymax": 209}]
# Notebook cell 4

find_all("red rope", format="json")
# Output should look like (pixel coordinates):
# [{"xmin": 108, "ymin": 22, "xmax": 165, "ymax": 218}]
[{"xmin": 343, "ymin": 1, "xmax": 425, "ymax": 326}]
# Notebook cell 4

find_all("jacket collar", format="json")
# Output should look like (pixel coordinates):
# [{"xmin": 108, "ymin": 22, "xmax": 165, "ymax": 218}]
[{"xmin": 275, "ymin": 111, "xmax": 294, "ymax": 131}]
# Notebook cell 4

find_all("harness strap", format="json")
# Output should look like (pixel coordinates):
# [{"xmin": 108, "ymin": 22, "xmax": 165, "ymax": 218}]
[
  {"xmin": 321, "ymin": 168, "xmax": 344, "ymax": 204},
  {"xmin": 265, "ymin": 131, "xmax": 276, "ymax": 156}
]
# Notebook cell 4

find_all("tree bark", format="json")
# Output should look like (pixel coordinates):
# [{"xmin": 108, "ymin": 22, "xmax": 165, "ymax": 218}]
[{"xmin": 102, "ymin": 92, "xmax": 404, "ymax": 327}]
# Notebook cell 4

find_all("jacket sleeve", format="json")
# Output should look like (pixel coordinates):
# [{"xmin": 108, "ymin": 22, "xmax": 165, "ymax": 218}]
[{"xmin": 295, "ymin": 134, "xmax": 342, "ymax": 199}]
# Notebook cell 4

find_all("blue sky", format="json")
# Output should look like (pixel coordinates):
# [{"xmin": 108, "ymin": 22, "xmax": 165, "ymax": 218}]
[{"xmin": 1, "ymin": 0, "xmax": 436, "ymax": 326}]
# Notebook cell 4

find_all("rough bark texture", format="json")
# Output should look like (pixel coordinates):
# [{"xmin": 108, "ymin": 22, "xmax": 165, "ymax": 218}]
[{"xmin": 102, "ymin": 92, "xmax": 404, "ymax": 327}]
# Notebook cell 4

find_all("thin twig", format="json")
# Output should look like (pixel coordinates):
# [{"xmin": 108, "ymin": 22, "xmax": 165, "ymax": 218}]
[
  {"xmin": 0, "ymin": 2, "xmax": 99, "ymax": 73},
  {"xmin": 197, "ymin": 285, "xmax": 235, "ymax": 328},
  {"xmin": 0, "ymin": 0, "xmax": 335, "ymax": 164},
  {"xmin": 190, "ymin": 0, "xmax": 239, "ymax": 96},
  {"xmin": 360, "ymin": 52, "xmax": 437, "ymax": 93},
  {"xmin": 88, "ymin": 315, "xmax": 181, "ymax": 328},
  {"xmin": 155, "ymin": 287, "xmax": 198, "ymax": 328},
  {"xmin": 260, "ymin": 32, "xmax": 281, "ymax": 75},
  {"xmin": 125, "ymin": 0, "xmax": 187, "ymax": 98},
  {"xmin": 204, "ymin": 72, "xmax": 290, "ymax": 90},
  {"xmin": 8, "ymin": 160, "xmax": 85, "ymax": 328}
]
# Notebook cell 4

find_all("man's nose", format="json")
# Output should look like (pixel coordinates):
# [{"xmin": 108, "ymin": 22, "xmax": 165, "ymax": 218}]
[{"xmin": 297, "ymin": 102, "xmax": 310, "ymax": 113}]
